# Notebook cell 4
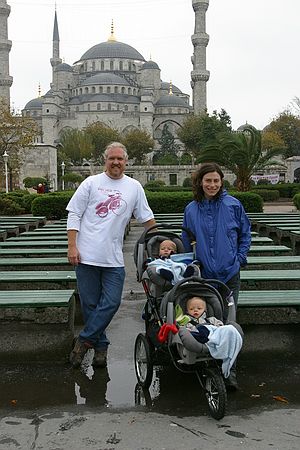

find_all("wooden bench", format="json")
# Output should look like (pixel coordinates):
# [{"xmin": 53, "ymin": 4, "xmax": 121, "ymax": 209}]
[
  {"xmin": 0, "ymin": 270, "xmax": 76, "ymax": 290},
  {"xmin": 0, "ymin": 240, "xmax": 68, "ymax": 248},
  {"xmin": 0, "ymin": 229, "xmax": 7, "ymax": 241},
  {"xmin": 8, "ymin": 235, "xmax": 68, "ymax": 241},
  {"xmin": 0, "ymin": 248, "xmax": 67, "ymax": 257},
  {"xmin": 0, "ymin": 257, "xmax": 70, "ymax": 271},
  {"xmin": 240, "ymin": 269, "xmax": 300, "ymax": 289},
  {"xmin": 246, "ymin": 255, "xmax": 300, "ymax": 270},
  {"xmin": 0, "ymin": 289, "xmax": 75, "ymax": 361},
  {"xmin": 247, "ymin": 245, "xmax": 292, "ymax": 256}
]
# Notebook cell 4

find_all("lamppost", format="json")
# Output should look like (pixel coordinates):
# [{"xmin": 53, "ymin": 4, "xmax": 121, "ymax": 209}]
[
  {"xmin": 3, "ymin": 151, "xmax": 9, "ymax": 193},
  {"xmin": 61, "ymin": 161, "xmax": 65, "ymax": 191}
]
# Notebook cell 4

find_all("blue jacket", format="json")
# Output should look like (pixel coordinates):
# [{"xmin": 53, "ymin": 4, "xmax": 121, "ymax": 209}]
[{"xmin": 182, "ymin": 190, "xmax": 251, "ymax": 283}]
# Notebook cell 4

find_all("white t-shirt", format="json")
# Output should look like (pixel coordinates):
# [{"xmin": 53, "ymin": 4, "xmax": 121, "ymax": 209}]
[{"xmin": 66, "ymin": 172, "xmax": 154, "ymax": 267}]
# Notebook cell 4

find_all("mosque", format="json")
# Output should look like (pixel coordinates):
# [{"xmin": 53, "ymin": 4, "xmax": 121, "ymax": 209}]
[{"xmin": 0, "ymin": 0, "xmax": 210, "ymax": 187}]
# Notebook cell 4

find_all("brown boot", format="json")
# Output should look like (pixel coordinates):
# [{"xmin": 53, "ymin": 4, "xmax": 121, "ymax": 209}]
[
  {"xmin": 92, "ymin": 349, "xmax": 107, "ymax": 368},
  {"xmin": 69, "ymin": 338, "xmax": 92, "ymax": 368}
]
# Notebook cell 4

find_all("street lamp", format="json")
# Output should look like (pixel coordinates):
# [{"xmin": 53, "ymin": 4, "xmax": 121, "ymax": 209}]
[
  {"xmin": 3, "ymin": 151, "xmax": 9, "ymax": 193},
  {"xmin": 61, "ymin": 161, "xmax": 65, "ymax": 191}
]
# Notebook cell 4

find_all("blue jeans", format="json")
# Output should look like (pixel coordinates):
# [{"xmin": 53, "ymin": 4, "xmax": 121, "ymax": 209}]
[{"xmin": 75, "ymin": 264, "xmax": 125, "ymax": 350}]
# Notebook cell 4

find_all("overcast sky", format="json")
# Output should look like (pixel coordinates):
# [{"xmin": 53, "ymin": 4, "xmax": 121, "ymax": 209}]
[{"xmin": 7, "ymin": 0, "xmax": 300, "ymax": 130}]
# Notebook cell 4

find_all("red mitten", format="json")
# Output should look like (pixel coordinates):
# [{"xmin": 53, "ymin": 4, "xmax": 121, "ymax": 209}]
[{"xmin": 157, "ymin": 323, "xmax": 178, "ymax": 343}]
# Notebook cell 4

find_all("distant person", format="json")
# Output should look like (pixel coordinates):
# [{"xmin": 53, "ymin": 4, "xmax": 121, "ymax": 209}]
[
  {"xmin": 66, "ymin": 142, "xmax": 156, "ymax": 369},
  {"xmin": 36, "ymin": 183, "xmax": 45, "ymax": 194}
]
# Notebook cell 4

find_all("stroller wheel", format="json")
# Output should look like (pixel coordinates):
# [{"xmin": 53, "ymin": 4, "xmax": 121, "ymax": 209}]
[
  {"xmin": 203, "ymin": 368, "xmax": 227, "ymax": 420},
  {"xmin": 134, "ymin": 333, "xmax": 153, "ymax": 389}
]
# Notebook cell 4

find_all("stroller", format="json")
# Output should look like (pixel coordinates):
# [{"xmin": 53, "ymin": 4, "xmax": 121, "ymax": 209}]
[{"xmin": 133, "ymin": 223, "xmax": 243, "ymax": 420}]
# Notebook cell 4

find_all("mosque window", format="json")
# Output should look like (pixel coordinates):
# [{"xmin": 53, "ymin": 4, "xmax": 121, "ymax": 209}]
[
  {"xmin": 132, "ymin": 64, "xmax": 136, "ymax": 71},
  {"xmin": 144, "ymin": 107, "xmax": 147, "ymax": 111},
  {"xmin": 87, "ymin": 104, "xmax": 90, "ymax": 111},
  {"xmin": 133, "ymin": 88, "xmax": 136, "ymax": 95},
  {"xmin": 101, "ymin": 61, "xmax": 104, "ymax": 70},
  {"xmin": 107, "ymin": 86, "xmax": 111, "ymax": 93},
  {"xmin": 108, "ymin": 103, "xmax": 111, "ymax": 110},
  {"xmin": 128, "ymin": 62, "xmax": 132, "ymax": 71},
  {"xmin": 99, "ymin": 86, "xmax": 103, "ymax": 93},
  {"xmin": 97, "ymin": 103, "xmax": 101, "ymax": 110},
  {"xmin": 76, "ymin": 106, "xmax": 79, "ymax": 112},
  {"xmin": 124, "ymin": 105, "xmax": 128, "ymax": 111},
  {"xmin": 85, "ymin": 87, "xmax": 89, "ymax": 94},
  {"xmin": 110, "ymin": 61, "xmax": 114, "ymax": 70},
  {"xmin": 46, "ymin": 109, "xmax": 49, "ymax": 113},
  {"xmin": 134, "ymin": 105, "xmax": 138, "ymax": 111},
  {"xmin": 117, "ymin": 104, "xmax": 120, "ymax": 110},
  {"xmin": 92, "ymin": 87, "xmax": 95, "ymax": 93},
  {"xmin": 121, "ymin": 87, "xmax": 125, "ymax": 94},
  {"xmin": 92, "ymin": 61, "xmax": 95, "ymax": 71},
  {"xmin": 84, "ymin": 63, "xmax": 87, "ymax": 71},
  {"xmin": 128, "ymin": 88, "xmax": 132, "ymax": 95},
  {"xmin": 119, "ymin": 61, "xmax": 123, "ymax": 70},
  {"xmin": 114, "ymin": 86, "xmax": 118, "ymax": 93}
]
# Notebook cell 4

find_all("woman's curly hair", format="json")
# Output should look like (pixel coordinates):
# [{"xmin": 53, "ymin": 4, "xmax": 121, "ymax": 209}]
[{"xmin": 192, "ymin": 162, "xmax": 224, "ymax": 202}]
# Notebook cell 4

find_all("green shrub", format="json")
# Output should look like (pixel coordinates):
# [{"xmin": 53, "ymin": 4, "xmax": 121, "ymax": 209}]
[
  {"xmin": 250, "ymin": 189, "xmax": 280, "ymax": 202},
  {"xmin": 143, "ymin": 180, "xmax": 166, "ymax": 189},
  {"xmin": 182, "ymin": 177, "xmax": 192, "ymax": 188},
  {"xmin": 228, "ymin": 191, "xmax": 263, "ymax": 212},
  {"xmin": 0, "ymin": 196, "xmax": 25, "ymax": 215},
  {"xmin": 31, "ymin": 192, "xmax": 73, "ymax": 219},
  {"xmin": 251, "ymin": 183, "xmax": 299, "ymax": 198},
  {"xmin": 293, "ymin": 193, "xmax": 300, "ymax": 210}
]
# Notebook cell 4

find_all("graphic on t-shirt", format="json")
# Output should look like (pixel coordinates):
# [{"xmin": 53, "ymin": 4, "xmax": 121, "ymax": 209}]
[{"xmin": 95, "ymin": 192, "xmax": 127, "ymax": 218}]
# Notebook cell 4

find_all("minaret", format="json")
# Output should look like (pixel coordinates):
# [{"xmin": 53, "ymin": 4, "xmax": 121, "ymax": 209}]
[
  {"xmin": 0, "ymin": 0, "xmax": 13, "ymax": 105},
  {"xmin": 50, "ymin": 9, "xmax": 62, "ymax": 86},
  {"xmin": 191, "ymin": 0, "xmax": 210, "ymax": 114}
]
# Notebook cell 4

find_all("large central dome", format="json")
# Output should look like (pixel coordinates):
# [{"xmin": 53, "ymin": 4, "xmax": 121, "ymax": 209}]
[{"xmin": 78, "ymin": 41, "xmax": 146, "ymax": 62}]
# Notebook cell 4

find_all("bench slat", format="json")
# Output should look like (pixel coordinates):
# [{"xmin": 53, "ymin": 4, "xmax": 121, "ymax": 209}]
[
  {"xmin": 0, "ymin": 289, "xmax": 75, "ymax": 307},
  {"xmin": 239, "ymin": 290, "xmax": 300, "ymax": 307}
]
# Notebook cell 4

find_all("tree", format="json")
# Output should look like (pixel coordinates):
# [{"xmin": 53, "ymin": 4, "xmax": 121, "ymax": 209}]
[
  {"xmin": 59, "ymin": 128, "xmax": 94, "ymax": 164},
  {"xmin": 84, "ymin": 122, "xmax": 120, "ymax": 162},
  {"xmin": 198, "ymin": 126, "xmax": 285, "ymax": 191},
  {"xmin": 0, "ymin": 100, "xmax": 38, "ymax": 190},
  {"xmin": 177, "ymin": 110, "xmax": 232, "ymax": 161},
  {"xmin": 122, "ymin": 129, "xmax": 154, "ymax": 164},
  {"xmin": 153, "ymin": 124, "xmax": 180, "ymax": 165},
  {"xmin": 265, "ymin": 112, "xmax": 300, "ymax": 157}
]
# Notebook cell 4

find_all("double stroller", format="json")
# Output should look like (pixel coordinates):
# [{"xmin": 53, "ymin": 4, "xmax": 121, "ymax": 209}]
[{"xmin": 133, "ymin": 223, "xmax": 243, "ymax": 420}]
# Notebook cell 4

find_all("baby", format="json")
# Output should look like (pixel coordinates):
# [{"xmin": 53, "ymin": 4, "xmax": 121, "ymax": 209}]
[{"xmin": 147, "ymin": 239, "xmax": 198, "ymax": 284}]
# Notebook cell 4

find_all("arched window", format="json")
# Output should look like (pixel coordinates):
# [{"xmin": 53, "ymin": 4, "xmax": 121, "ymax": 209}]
[
  {"xmin": 101, "ymin": 61, "xmax": 104, "ymax": 70},
  {"xmin": 114, "ymin": 86, "xmax": 118, "ymax": 93},
  {"xmin": 107, "ymin": 86, "xmax": 111, "ymax": 93},
  {"xmin": 92, "ymin": 61, "xmax": 95, "ymax": 71},
  {"xmin": 134, "ymin": 105, "xmax": 138, "ymax": 111},
  {"xmin": 92, "ymin": 86, "xmax": 95, "ymax": 93},
  {"xmin": 99, "ymin": 86, "xmax": 103, "ymax": 93},
  {"xmin": 121, "ymin": 87, "xmax": 125, "ymax": 94},
  {"xmin": 119, "ymin": 61, "xmax": 123, "ymax": 70},
  {"xmin": 128, "ymin": 61, "xmax": 131, "ymax": 71},
  {"xmin": 124, "ymin": 105, "xmax": 128, "ymax": 111},
  {"xmin": 128, "ymin": 87, "xmax": 132, "ymax": 95},
  {"xmin": 79, "ymin": 88, "xmax": 82, "ymax": 95},
  {"xmin": 85, "ymin": 87, "xmax": 89, "ymax": 94},
  {"xmin": 108, "ymin": 103, "xmax": 111, "ymax": 110},
  {"xmin": 133, "ymin": 88, "xmax": 136, "ymax": 95},
  {"xmin": 97, "ymin": 103, "xmax": 101, "ymax": 110},
  {"xmin": 117, "ymin": 104, "xmax": 120, "ymax": 110},
  {"xmin": 110, "ymin": 60, "xmax": 114, "ymax": 70},
  {"xmin": 87, "ymin": 104, "xmax": 90, "ymax": 111}
]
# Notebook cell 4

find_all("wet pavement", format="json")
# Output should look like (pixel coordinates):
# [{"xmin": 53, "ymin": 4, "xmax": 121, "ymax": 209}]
[{"xmin": 0, "ymin": 207, "xmax": 300, "ymax": 449}]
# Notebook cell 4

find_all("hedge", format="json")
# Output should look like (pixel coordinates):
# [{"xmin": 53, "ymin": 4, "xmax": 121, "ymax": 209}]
[
  {"xmin": 249, "ymin": 189, "xmax": 280, "ymax": 202},
  {"xmin": 293, "ymin": 193, "xmax": 300, "ymax": 210},
  {"xmin": 252, "ymin": 183, "xmax": 300, "ymax": 198}
]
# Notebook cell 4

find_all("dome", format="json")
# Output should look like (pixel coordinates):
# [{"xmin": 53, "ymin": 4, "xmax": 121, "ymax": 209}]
[
  {"xmin": 54, "ymin": 63, "xmax": 73, "ymax": 72},
  {"xmin": 77, "ymin": 41, "xmax": 145, "ymax": 62},
  {"xmin": 24, "ymin": 97, "xmax": 43, "ymax": 109},
  {"xmin": 142, "ymin": 60, "xmax": 160, "ymax": 70},
  {"xmin": 236, "ymin": 123, "xmax": 257, "ymax": 132},
  {"xmin": 81, "ymin": 73, "xmax": 130, "ymax": 86},
  {"xmin": 161, "ymin": 81, "xmax": 181, "ymax": 93},
  {"xmin": 156, "ymin": 95, "xmax": 189, "ymax": 108}
]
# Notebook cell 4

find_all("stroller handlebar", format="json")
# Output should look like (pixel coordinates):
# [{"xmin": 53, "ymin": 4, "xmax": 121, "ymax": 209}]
[{"xmin": 138, "ymin": 222, "xmax": 196, "ymax": 244}]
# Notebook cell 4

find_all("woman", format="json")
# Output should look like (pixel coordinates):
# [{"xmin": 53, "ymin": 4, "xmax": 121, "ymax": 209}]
[{"xmin": 182, "ymin": 162, "xmax": 251, "ymax": 388}]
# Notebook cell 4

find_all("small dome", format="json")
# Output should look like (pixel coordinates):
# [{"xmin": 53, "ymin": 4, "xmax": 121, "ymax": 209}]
[
  {"xmin": 24, "ymin": 97, "xmax": 43, "ymax": 109},
  {"xmin": 81, "ymin": 73, "xmax": 130, "ymax": 86},
  {"xmin": 142, "ymin": 60, "xmax": 160, "ymax": 70},
  {"xmin": 54, "ymin": 63, "xmax": 73, "ymax": 73},
  {"xmin": 77, "ymin": 41, "xmax": 145, "ymax": 62},
  {"xmin": 237, "ymin": 123, "xmax": 257, "ymax": 132},
  {"xmin": 156, "ymin": 95, "xmax": 189, "ymax": 108},
  {"xmin": 161, "ymin": 81, "xmax": 181, "ymax": 93}
]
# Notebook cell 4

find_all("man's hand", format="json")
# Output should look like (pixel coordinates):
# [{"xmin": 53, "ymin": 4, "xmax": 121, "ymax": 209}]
[{"xmin": 68, "ymin": 246, "xmax": 81, "ymax": 266}]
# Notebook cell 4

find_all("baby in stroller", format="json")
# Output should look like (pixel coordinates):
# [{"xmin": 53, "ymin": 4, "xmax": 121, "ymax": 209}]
[{"xmin": 134, "ymin": 223, "xmax": 244, "ymax": 420}]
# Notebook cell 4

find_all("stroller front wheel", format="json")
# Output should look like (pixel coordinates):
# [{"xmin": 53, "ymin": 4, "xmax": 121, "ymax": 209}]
[
  {"xmin": 202, "ymin": 367, "xmax": 227, "ymax": 420},
  {"xmin": 134, "ymin": 333, "xmax": 153, "ymax": 388}
]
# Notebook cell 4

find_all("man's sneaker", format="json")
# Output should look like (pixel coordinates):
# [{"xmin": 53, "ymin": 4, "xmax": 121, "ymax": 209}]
[
  {"xmin": 69, "ymin": 338, "xmax": 92, "ymax": 368},
  {"xmin": 92, "ymin": 349, "xmax": 107, "ymax": 368}
]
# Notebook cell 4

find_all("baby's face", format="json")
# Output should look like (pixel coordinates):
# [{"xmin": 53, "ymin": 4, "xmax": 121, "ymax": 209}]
[
  {"xmin": 159, "ymin": 241, "xmax": 176, "ymax": 258},
  {"xmin": 187, "ymin": 298, "xmax": 206, "ymax": 318}
]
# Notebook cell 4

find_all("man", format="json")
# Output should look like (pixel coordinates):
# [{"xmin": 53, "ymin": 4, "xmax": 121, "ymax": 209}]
[{"xmin": 67, "ymin": 142, "xmax": 155, "ymax": 368}]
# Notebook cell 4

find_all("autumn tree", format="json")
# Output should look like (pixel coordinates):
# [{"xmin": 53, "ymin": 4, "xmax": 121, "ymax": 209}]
[
  {"xmin": 0, "ymin": 101, "xmax": 38, "ymax": 190},
  {"xmin": 84, "ymin": 122, "xmax": 120, "ymax": 162},
  {"xmin": 177, "ymin": 109, "xmax": 232, "ymax": 161},
  {"xmin": 265, "ymin": 112, "xmax": 300, "ymax": 157},
  {"xmin": 122, "ymin": 129, "xmax": 154, "ymax": 164}
]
